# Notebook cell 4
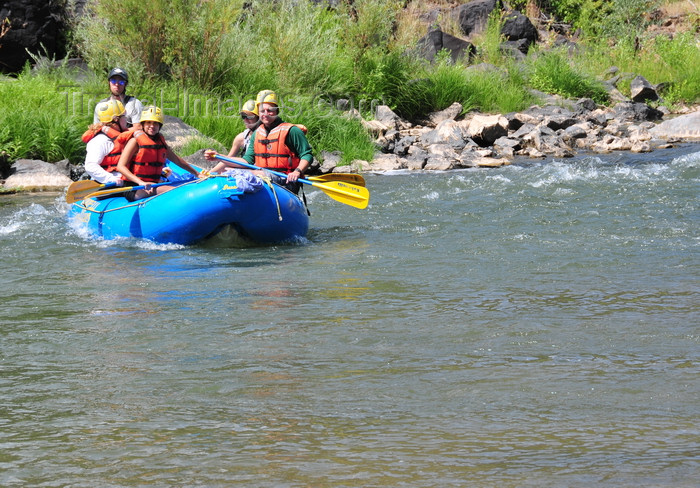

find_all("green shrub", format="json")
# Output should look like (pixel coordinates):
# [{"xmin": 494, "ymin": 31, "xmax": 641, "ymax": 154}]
[
  {"xmin": 75, "ymin": 0, "xmax": 248, "ymax": 89},
  {"xmin": 474, "ymin": 8, "xmax": 508, "ymax": 66},
  {"xmin": 340, "ymin": 0, "xmax": 404, "ymax": 70},
  {"xmin": 527, "ymin": 50, "xmax": 609, "ymax": 103}
]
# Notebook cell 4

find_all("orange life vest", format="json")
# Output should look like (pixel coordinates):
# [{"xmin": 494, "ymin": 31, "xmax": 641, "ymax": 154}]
[
  {"xmin": 130, "ymin": 132, "xmax": 168, "ymax": 183},
  {"xmin": 82, "ymin": 126, "xmax": 135, "ymax": 173},
  {"xmin": 82, "ymin": 125, "xmax": 120, "ymax": 144},
  {"xmin": 253, "ymin": 123, "xmax": 307, "ymax": 173}
]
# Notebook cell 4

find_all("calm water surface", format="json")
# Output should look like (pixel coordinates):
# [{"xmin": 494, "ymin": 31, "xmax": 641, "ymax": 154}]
[{"xmin": 1, "ymin": 145, "xmax": 698, "ymax": 487}]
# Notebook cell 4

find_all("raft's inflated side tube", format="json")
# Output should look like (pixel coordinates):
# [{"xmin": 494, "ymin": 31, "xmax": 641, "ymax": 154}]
[{"xmin": 68, "ymin": 163, "xmax": 308, "ymax": 245}]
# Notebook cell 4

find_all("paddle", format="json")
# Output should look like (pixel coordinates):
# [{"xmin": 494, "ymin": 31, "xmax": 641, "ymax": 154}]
[
  {"xmin": 308, "ymin": 173, "xmax": 365, "ymax": 187},
  {"xmin": 72, "ymin": 181, "xmax": 179, "ymax": 202},
  {"xmin": 212, "ymin": 154, "xmax": 369, "ymax": 209},
  {"xmin": 65, "ymin": 180, "xmax": 116, "ymax": 203}
]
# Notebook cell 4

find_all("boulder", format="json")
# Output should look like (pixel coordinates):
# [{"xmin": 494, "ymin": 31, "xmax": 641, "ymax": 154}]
[
  {"xmin": 394, "ymin": 136, "xmax": 415, "ymax": 156},
  {"xmin": 369, "ymin": 154, "xmax": 404, "ymax": 171},
  {"xmin": 575, "ymin": 98, "xmax": 599, "ymax": 113},
  {"xmin": 500, "ymin": 9, "xmax": 538, "ymax": 51},
  {"xmin": 3, "ymin": 159, "xmax": 72, "ymax": 190},
  {"xmin": 451, "ymin": 0, "xmax": 498, "ymax": 37},
  {"xmin": 510, "ymin": 122, "xmax": 537, "ymax": 139},
  {"xmin": 467, "ymin": 114, "xmax": 509, "ymax": 146},
  {"xmin": 346, "ymin": 159, "xmax": 373, "ymax": 172},
  {"xmin": 406, "ymin": 146, "xmax": 428, "ymax": 170},
  {"xmin": 612, "ymin": 102, "xmax": 664, "ymax": 122},
  {"xmin": 374, "ymin": 105, "xmax": 403, "ymax": 131},
  {"xmin": 427, "ymin": 144, "xmax": 460, "ymax": 160},
  {"xmin": 416, "ymin": 28, "xmax": 476, "ymax": 63},
  {"xmin": 319, "ymin": 150, "xmax": 342, "ymax": 174},
  {"xmin": 460, "ymin": 150, "xmax": 510, "ymax": 167},
  {"xmin": 421, "ymin": 119, "xmax": 466, "ymax": 148},
  {"xmin": 184, "ymin": 148, "xmax": 216, "ymax": 170},
  {"xmin": 424, "ymin": 156, "xmax": 455, "ymax": 171},
  {"xmin": 500, "ymin": 39, "xmax": 529, "ymax": 59},
  {"xmin": 0, "ymin": 1, "xmax": 67, "ymax": 73},
  {"xmin": 362, "ymin": 119, "xmax": 390, "ymax": 137},
  {"xmin": 493, "ymin": 136, "xmax": 521, "ymax": 157},
  {"xmin": 561, "ymin": 125, "xmax": 589, "ymax": 142},
  {"xmin": 631, "ymin": 141, "xmax": 653, "ymax": 153},
  {"xmin": 630, "ymin": 75, "xmax": 659, "ymax": 103},
  {"xmin": 405, "ymin": 154, "xmax": 427, "ymax": 170},
  {"xmin": 161, "ymin": 115, "xmax": 221, "ymax": 154},
  {"xmin": 649, "ymin": 110, "xmax": 700, "ymax": 140},
  {"xmin": 542, "ymin": 114, "xmax": 578, "ymax": 131},
  {"xmin": 424, "ymin": 101, "xmax": 463, "ymax": 126},
  {"xmin": 522, "ymin": 126, "xmax": 574, "ymax": 157}
]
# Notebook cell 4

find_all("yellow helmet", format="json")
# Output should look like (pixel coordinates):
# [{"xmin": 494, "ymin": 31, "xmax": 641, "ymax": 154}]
[
  {"xmin": 255, "ymin": 90, "xmax": 278, "ymax": 108},
  {"xmin": 140, "ymin": 105, "xmax": 164, "ymax": 125},
  {"xmin": 96, "ymin": 99, "xmax": 126, "ymax": 123},
  {"xmin": 241, "ymin": 99, "xmax": 258, "ymax": 116}
]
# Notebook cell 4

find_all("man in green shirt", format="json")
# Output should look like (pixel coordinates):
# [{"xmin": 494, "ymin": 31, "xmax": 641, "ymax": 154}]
[
  {"xmin": 204, "ymin": 90, "xmax": 313, "ymax": 194},
  {"xmin": 240, "ymin": 89, "xmax": 313, "ymax": 194}
]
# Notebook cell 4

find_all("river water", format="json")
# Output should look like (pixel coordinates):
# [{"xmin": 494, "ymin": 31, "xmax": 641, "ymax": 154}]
[{"xmin": 1, "ymin": 145, "xmax": 698, "ymax": 487}]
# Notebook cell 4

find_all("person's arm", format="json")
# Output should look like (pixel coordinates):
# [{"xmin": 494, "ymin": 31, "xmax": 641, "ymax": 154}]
[
  {"xmin": 116, "ymin": 138, "xmax": 147, "ymax": 186},
  {"xmin": 285, "ymin": 126, "xmax": 313, "ymax": 182},
  {"xmin": 227, "ymin": 131, "xmax": 245, "ymax": 158},
  {"xmin": 166, "ymin": 147, "xmax": 201, "ymax": 177},
  {"xmin": 203, "ymin": 131, "xmax": 252, "ymax": 170},
  {"xmin": 84, "ymin": 137, "xmax": 123, "ymax": 185}
]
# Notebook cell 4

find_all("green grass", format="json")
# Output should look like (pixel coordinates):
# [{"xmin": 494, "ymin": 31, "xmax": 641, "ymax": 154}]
[
  {"xmin": 0, "ymin": 69, "xmax": 377, "ymax": 167},
  {"xmin": 526, "ymin": 49, "xmax": 609, "ymax": 104},
  {"xmin": 0, "ymin": 68, "xmax": 90, "ymax": 166}
]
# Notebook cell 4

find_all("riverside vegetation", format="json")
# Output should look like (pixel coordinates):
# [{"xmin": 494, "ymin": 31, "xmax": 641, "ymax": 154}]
[{"xmin": 0, "ymin": 0, "xmax": 698, "ymax": 180}]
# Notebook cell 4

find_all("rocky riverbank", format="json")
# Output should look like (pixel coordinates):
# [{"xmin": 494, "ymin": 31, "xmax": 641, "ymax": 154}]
[
  {"xmin": 315, "ymin": 97, "xmax": 700, "ymax": 174},
  {"xmin": 2, "ymin": 98, "xmax": 699, "ymax": 193}
]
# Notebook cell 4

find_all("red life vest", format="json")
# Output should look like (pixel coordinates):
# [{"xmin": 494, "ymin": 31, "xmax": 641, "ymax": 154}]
[
  {"xmin": 130, "ymin": 132, "xmax": 168, "ymax": 183},
  {"xmin": 253, "ymin": 123, "xmax": 307, "ymax": 173},
  {"xmin": 82, "ymin": 126, "xmax": 135, "ymax": 173}
]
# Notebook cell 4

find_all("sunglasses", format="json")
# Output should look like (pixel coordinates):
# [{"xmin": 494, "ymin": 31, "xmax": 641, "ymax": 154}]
[
  {"xmin": 240, "ymin": 114, "xmax": 258, "ymax": 120},
  {"xmin": 109, "ymin": 78, "xmax": 126, "ymax": 86}
]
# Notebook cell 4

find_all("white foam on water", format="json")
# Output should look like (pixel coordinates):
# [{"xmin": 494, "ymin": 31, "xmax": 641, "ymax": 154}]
[{"xmin": 0, "ymin": 203, "xmax": 50, "ymax": 236}]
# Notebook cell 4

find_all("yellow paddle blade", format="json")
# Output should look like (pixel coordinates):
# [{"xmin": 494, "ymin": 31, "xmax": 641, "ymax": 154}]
[
  {"xmin": 65, "ymin": 180, "xmax": 105, "ymax": 203},
  {"xmin": 311, "ymin": 180, "xmax": 370, "ymax": 209},
  {"xmin": 309, "ymin": 173, "xmax": 366, "ymax": 187}
]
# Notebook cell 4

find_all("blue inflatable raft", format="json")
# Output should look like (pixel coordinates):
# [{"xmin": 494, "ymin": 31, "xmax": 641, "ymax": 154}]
[{"xmin": 67, "ymin": 165, "xmax": 309, "ymax": 246}]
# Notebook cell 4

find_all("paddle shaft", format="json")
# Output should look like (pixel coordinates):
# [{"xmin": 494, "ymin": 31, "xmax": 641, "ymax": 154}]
[{"xmin": 81, "ymin": 181, "xmax": 176, "ymax": 201}]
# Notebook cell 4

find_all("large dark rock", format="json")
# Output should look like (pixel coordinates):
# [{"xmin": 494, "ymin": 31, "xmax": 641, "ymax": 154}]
[
  {"xmin": 500, "ymin": 9, "xmax": 538, "ymax": 51},
  {"xmin": 416, "ymin": 28, "xmax": 476, "ymax": 63},
  {"xmin": 613, "ymin": 102, "xmax": 664, "ymax": 122},
  {"xmin": 0, "ymin": 1, "xmax": 67, "ymax": 72},
  {"xmin": 630, "ymin": 75, "xmax": 660, "ymax": 103},
  {"xmin": 451, "ymin": 0, "xmax": 498, "ymax": 37}
]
